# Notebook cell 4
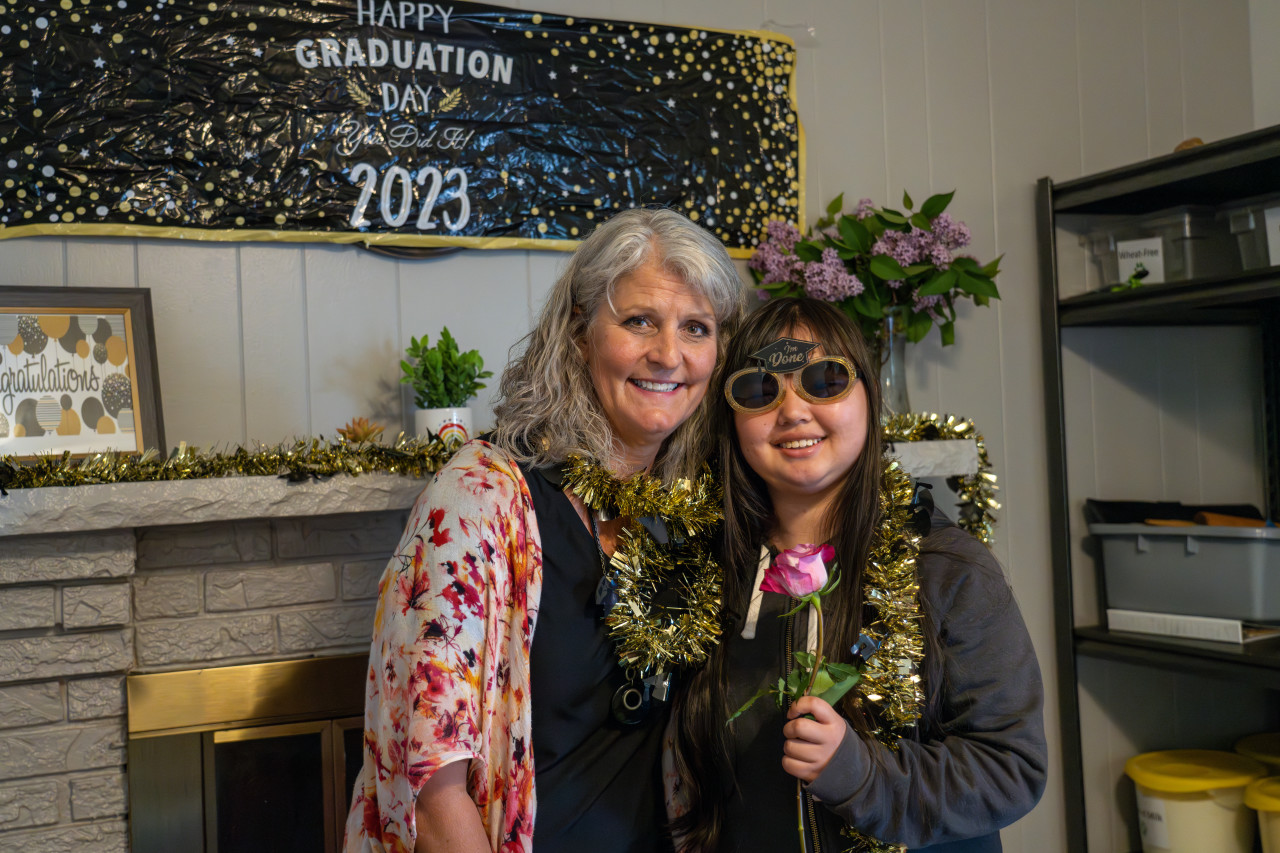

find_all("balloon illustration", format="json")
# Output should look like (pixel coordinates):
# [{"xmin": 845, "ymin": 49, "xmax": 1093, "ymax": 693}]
[
  {"xmin": 38, "ymin": 315, "xmax": 70, "ymax": 339},
  {"xmin": 17, "ymin": 315, "xmax": 47, "ymax": 355},
  {"xmin": 92, "ymin": 317, "xmax": 114, "ymax": 345},
  {"xmin": 102, "ymin": 373, "xmax": 132, "ymax": 418},
  {"xmin": 81, "ymin": 397, "xmax": 105, "ymax": 431},
  {"xmin": 57, "ymin": 395, "xmax": 82, "ymax": 436},
  {"xmin": 92, "ymin": 342, "xmax": 107, "ymax": 364},
  {"xmin": 105, "ymin": 335, "xmax": 127, "ymax": 367},
  {"xmin": 59, "ymin": 316, "xmax": 86, "ymax": 355},
  {"xmin": 117, "ymin": 408, "xmax": 135, "ymax": 434},
  {"xmin": 76, "ymin": 339, "xmax": 90, "ymax": 359},
  {"xmin": 14, "ymin": 398, "xmax": 43, "ymax": 437},
  {"xmin": 35, "ymin": 396, "xmax": 61, "ymax": 432}
]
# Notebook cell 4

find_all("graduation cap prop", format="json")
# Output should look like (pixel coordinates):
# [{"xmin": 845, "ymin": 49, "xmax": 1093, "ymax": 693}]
[{"xmin": 747, "ymin": 337, "xmax": 820, "ymax": 372}]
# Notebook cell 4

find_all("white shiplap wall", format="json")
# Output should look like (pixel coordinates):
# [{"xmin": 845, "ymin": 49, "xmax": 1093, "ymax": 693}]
[{"xmin": 0, "ymin": 2, "xmax": 1265, "ymax": 850}]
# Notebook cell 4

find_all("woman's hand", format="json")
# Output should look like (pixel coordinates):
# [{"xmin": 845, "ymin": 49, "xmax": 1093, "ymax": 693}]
[
  {"xmin": 414, "ymin": 761, "xmax": 490, "ymax": 853},
  {"xmin": 781, "ymin": 696, "xmax": 844, "ymax": 783}
]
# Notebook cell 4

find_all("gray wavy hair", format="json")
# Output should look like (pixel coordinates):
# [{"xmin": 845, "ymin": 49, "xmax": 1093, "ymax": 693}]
[{"xmin": 491, "ymin": 208, "xmax": 745, "ymax": 481}]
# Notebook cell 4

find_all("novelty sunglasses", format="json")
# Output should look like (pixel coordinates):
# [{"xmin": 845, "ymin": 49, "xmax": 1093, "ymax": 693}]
[{"xmin": 724, "ymin": 355, "xmax": 859, "ymax": 414}]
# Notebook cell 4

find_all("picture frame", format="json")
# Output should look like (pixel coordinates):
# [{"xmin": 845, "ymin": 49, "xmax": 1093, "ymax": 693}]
[{"xmin": 0, "ymin": 286, "xmax": 165, "ymax": 460}]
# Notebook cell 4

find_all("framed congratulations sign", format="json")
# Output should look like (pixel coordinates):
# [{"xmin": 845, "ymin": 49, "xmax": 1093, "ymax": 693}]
[{"xmin": 0, "ymin": 287, "xmax": 165, "ymax": 460}]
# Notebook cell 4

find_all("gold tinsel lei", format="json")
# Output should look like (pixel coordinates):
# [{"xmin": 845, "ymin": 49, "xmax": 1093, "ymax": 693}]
[
  {"xmin": 561, "ymin": 455, "xmax": 724, "ymax": 677},
  {"xmin": 882, "ymin": 411, "xmax": 1000, "ymax": 547},
  {"xmin": 841, "ymin": 460, "xmax": 926, "ymax": 853}
]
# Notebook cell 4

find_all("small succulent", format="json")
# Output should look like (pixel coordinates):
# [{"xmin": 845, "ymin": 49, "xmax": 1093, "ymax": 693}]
[
  {"xmin": 400, "ymin": 327, "xmax": 492, "ymax": 409},
  {"xmin": 336, "ymin": 416, "xmax": 385, "ymax": 444}
]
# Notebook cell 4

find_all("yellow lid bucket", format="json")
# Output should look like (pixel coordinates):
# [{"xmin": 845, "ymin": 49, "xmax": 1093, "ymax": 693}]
[{"xmin": 1125, "ymin": 749, "xmax": 1267, "ymax": 793}]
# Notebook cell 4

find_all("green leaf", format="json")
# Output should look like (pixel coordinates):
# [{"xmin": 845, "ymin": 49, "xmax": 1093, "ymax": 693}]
[
  {"xmin": 838, "ymin": 215, "xmax": 871, "ymax": 254},
  {"xmin": 825, "ymin": 192, "xmax": 845, "ymax": 218},
  {"xmin": 917, "ymin": 269, "xmax": 957, "ymax": 297},
  {"xmin": 869, "ymin": 254, "xmax": 907, "ymax": 281},
  {"xmin": 957, "ymin": 272, "xmax": 1000, "ymax": 299},
  {"xmin": 907, "ymin": 310, "xmax": 933, "ymax": 343},
  {"xmin": 920, "ymin": 190, "xmax": 955, "ymax": 220},
  {"xmin": 877, "ymin": 210, "xmax": 908, "ymax": 226},
  {"xmin": 794, "ymin": 242, "xmax": 822, "ymax": 263},
  {"xmin": 815, "ymin": 673, "xmax": 862, "ymax": 707},
  {"xmin": 910, "ymin": 212, "xmax": 931, "ymax": 231},
  {"xmin": 952, "ymin": 256, "xmax": 980, "ymax": 272},
  {"xmin": 940, "ymin": 320, "xmax": 956, "ymax": 346},
  {"xmin": 727, "ymin": 685, "xmax": 777, "ymax": 724},
  {"xmin": 849, "ymin": 291, "xmax": 883, "ymax": 319},
  {"xmin": 902, "ymin": 264, "xmax": 933, "ymax": 277},
  {"xmin": 980, "ymin": 254, "xmax": 1004, "ymax": 277},
  {"xmin": 793, "ymin": 651, "xmax": 816, "ymax": 669},
  {"xmin": 809, "ymin": 667, "xmax": 836, "ymax": 696},
  {"xmin": 901, "ymin": 189, "xmax": 913, "ymax": 210},
  {"xmin": 786, "ymin": 667, "xmax": 806, "ymax": 696}
]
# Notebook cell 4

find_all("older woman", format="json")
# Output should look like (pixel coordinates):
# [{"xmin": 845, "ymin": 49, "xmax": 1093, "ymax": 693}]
[{"xmin": 344, "ymin": 208, "xmax": 744, "ymax": 853}]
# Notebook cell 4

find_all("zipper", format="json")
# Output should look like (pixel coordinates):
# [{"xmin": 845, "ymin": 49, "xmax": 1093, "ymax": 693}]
[{"xmin": 784, "ymin": 598, "xmax": 823, "ymax": 853}]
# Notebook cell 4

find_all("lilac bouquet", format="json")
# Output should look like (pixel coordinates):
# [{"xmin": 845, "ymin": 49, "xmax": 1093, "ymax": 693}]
[{"xmin": 750, "ymin": 191, "xmax": 1001, "ymax": 346}]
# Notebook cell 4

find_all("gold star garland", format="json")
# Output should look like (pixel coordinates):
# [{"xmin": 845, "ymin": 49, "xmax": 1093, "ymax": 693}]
[
  {"xmin": 881, "ymin": 412, "xmax": 1000, "ymax": 546},
  {"xmin": 0, "ymin": 433, "xmax": 456, "ymax": 494},
  {"xmin": 561, "ymin": 455, "xmax": 724, "ymax": 678},
  {"xmin": 841, "ymin": 460, "xmax": 926, "ymax": 853}
]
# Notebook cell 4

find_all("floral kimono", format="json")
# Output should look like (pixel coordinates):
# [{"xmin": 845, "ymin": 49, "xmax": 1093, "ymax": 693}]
[{"xmin": 343, "ymin": 440, "xmax": 543, "ymax": 853}]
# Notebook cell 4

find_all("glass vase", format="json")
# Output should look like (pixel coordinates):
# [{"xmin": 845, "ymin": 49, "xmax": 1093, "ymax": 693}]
[{"xmin": 877, "ymin": 313, "xmax": 911, "ymax": 420}]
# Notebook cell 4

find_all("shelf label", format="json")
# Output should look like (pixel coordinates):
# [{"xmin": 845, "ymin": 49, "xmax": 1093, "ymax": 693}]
[
  {"xmin": 1116, "ymin": 237, "xmax": 1165, "ymax": 284},
  {"xmin": 1135, "ymin": 790, "xmax": 1171, "ymax": 849},
  {"xmin": 1265, "ymin": 207, "xmax": 1280, "ymax": 266}
]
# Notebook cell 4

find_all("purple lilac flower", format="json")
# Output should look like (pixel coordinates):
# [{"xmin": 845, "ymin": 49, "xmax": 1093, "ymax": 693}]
[
  {"xmin": 802, "ymin": 248, "xmax": 863, "ymax": 301},
  {"xmin": 913, "ymin": 291, "xmax": 945, "ymax": 321},
  {"xmin": 929, "ymin": 242, "xmax": 953, "ymax": 270},
  {"xmin": 764, "ymin": 219, "xmax": 801, "ymax": 252},
  {"xmin": 854, "ymin": 198, "xmax": 876, "ymax": 220},
  {"xmin": 749, "ymin": 241, "xmax": 804, "ymax": 286},
  {"xmin": 931, "ymin": 213, "xmax": 971, "ymax": 250}
]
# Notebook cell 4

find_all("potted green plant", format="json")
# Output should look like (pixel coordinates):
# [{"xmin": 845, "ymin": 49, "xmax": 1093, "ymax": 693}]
[{"xmin": 400, "ymin": 327, "xmax": 492, "ymax": 447}]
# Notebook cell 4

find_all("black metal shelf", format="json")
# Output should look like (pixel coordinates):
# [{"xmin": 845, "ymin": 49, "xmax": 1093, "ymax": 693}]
[
  {"xmin": 1074, "ymin": 626, "xmax": 1280, "ymax": 690},
  {"xmin": 1052, "ymin": 124, "xmax": 1280, "ymax": 215},
  {"xmin": 1058, "ymin": 267, "xmax": 1280, "ymax": 326}
]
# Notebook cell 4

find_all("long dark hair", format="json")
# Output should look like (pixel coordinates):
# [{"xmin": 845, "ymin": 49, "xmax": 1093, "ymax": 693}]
[{"xmin": 670, "ymin": 297, "xmax": 886, "ymax": 851}]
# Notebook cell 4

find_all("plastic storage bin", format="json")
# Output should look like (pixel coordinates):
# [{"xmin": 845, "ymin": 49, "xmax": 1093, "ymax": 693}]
[
  {"xmin": 1219, "ymin": 194, "xmax": 1280, "ymax": 270},
  {"xmin": 1124, "ymin": 750, "xmax": 1266, "ymax": 853},
  {"xmin": 1089, "ymin": 524, "xmax": 1280, "ymax": 621},
  {"xmin": 1084, "ymin": 204, "xmax": 1238, "ymax": 288},
  {"xmin": 1237, "ymin": 734, "xmax": 1280, "ymax": 774},
  {"xmin": 1246, "ymin": 776, "xmax": 1280, "ymax": 853}
]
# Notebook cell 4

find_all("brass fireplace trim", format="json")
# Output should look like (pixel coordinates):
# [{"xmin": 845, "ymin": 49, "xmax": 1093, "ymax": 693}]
[{"xmin": 127, "ymin": 654, "xmax": 367, "ymax": 738}]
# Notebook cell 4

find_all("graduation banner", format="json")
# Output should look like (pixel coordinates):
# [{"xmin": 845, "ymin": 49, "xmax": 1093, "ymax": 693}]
[{"xmin": 0, "ymin": 0, "xmax": 803, "ymax": 256}]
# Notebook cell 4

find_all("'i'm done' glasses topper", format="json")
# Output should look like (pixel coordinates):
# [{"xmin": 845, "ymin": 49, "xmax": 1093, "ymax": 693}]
[{"xmin": 724, "ymin": 337, "xmax": 859, "ymax": 415}]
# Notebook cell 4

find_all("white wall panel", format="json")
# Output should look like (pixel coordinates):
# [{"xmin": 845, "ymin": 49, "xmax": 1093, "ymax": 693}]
[
  {"xmin": 0, "ymin": 237, "xmax": 65, "ymax": 286},
  {"xmin": 1180, "ymin": 0, "xmax": 1254, "ymax": 146},
  {"xmin": 65, "ymin": 238, "xmax": 138, "ymax": 289},
  {"xmin": 241, "ymin": 244, "xmax": 309, "ymax": 444},
  {"xmin": 1077, "ymin": 0, "xmax": 1149, "ymax": 174},
  {"xmin": 303, "ymin": 245, "xmax": 400, "ymax": 437},
  {"xmin": 136, "ymin": 240, "xmax": 242, "ymax": 448},
  {"xmin": 1144, "ymin": 0, "xmax": 1187, "ymax": 154},
  {"xmin": 878, "ymin": 2, "xmax": 930, "ymax": 203}
]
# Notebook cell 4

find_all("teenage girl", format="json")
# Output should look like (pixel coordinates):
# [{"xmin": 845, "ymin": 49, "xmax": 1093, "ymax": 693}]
[{"xmin": 670, "ymin": 297, "xmax": 1046, "ymax": 852}]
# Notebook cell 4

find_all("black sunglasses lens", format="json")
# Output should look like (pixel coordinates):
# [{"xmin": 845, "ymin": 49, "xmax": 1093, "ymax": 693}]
[
  {"xmin": 800, "ymin": 360, "xmax": 851, "ymax": 399},
  {"xmin": 731, "ymin": 371, "xmax": 780, "ymax": 410}
]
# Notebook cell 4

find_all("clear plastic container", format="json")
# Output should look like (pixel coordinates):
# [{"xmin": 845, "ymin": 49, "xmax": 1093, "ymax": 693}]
[
  {"xmin": 1246, "ymin": 776, "xmax": 1280, "ymax": 853},
  {"xmin": 1219, "ymin": 194, "xmax": 1280, "ymax": 270},
  {"xmin": 1083, "ymin": 204, "xmax": 1238, "ymax": 288},
  {"xmin": 1124, "ymin": 749, "xmax": 1266, "ymax": 853}
]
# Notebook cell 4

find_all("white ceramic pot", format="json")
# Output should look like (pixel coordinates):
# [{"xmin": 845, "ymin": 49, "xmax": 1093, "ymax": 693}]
[{"xmin": 414, "ymin": 407, "xmax": 472, "ymax": 446}]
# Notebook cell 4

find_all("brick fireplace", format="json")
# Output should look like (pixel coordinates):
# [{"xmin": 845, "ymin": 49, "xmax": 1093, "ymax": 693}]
[{"xmin": 0, "ymin": 473, "xmax": 427, "ymax": 851}]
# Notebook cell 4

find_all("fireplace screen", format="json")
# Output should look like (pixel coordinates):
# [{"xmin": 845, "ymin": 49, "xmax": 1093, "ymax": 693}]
[{"xmin": 127, "ymin": 655, "xmax": 367, "ymax": 853}]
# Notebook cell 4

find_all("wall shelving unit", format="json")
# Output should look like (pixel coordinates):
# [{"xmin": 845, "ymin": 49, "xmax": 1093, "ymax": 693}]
[{"xmin": 1037, "ymin": 125, "xmax": 1280, "ymax": 852}]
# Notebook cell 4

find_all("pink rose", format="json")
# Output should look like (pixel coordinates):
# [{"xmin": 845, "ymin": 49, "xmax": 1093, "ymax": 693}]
[{"xmin": 760, "ymin": 543, "xmax": 834, "ymax": 598}]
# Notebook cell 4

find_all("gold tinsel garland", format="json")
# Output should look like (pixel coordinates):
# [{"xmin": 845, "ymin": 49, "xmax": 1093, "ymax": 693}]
[
  {"xmin": 882, "ymin": 411, "xmax": 1000, "ymax": 546},
  {"xmin": 561, "ymin": 455, "xmax": 723, "ymax": 677},
  {"xmin": 841, "ymin": 460, "xmax": 926, "ymax": 853},
  {"xmin": 0, "ymin": 433, "xmax": 455, "ymax": 494}
]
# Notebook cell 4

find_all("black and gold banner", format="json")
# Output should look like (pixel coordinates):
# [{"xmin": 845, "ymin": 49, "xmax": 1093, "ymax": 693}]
[{"xmin": 0, "ymin": 0, "xmax": 802, "ymax": 256}]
